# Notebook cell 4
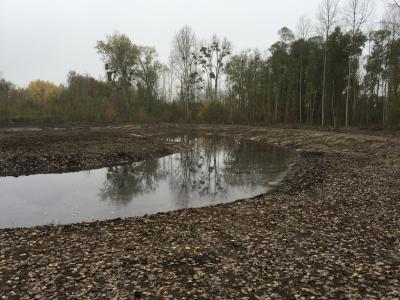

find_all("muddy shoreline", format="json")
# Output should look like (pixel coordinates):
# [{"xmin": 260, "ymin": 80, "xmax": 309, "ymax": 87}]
[
  {"xmin": 0, "ymin": 125, "xmax": 189, "ymax": 177},
  {"xmin": 1, "ymin": 124, "xmax": 400, "ymax": 299}
]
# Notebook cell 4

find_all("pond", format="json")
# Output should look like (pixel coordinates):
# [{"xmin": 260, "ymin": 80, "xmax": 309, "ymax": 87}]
[{"xmin": 0, "ymin": 135, "xmax": 295, "ymax": 228}]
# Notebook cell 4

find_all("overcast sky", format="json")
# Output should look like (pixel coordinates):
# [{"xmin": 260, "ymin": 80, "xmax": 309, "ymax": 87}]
[{"xmin": 0, "ymin": 0, "xmax": 385, "ymax": 86}]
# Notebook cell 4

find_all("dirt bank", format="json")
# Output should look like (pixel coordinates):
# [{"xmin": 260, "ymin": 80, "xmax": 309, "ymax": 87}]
[
  {"xmin": 0, "ymin": 125, "xmax": 186, "ymax": 177},
  {"xmin": 1, "ymin": 124, "xmax": 399, "ymax": 299}
]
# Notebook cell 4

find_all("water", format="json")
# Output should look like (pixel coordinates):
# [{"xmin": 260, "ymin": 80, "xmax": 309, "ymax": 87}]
[{"xmin": 0, "ymin": 135, "xmax": 294, "ymax": 228}]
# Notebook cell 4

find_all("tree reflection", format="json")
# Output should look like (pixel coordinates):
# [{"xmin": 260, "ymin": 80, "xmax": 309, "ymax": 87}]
[
  {"xmin": 99, "ymin": 159, "xmax": 166, "ymax": 205},
  {"xmin": 222, "ymin": 139, "xmax": 292, "ymax": 187},
  {"xmin": 100, "ymin": 135, "xmax": 293, "ymax": 206},
  {"xmin": 166, "ymin": 135, "xmax": 230, "ymax": 208}
]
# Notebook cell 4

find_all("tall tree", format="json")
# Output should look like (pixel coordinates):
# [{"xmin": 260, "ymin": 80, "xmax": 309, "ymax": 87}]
[
  {"xmin": 363, "ymin": 29, "xmax": 391, "ymax": 126},
  {"xmin": 136, "ymin": 46, "xmax": 163, "ymax": 112},
  {"xmin": 344, "ymin": 0, "xmax": 372, "ymax": 127},
  {"xmin": 382, "ymin": 8, "xmax": 400, "ymax": 126},
  {"xmin": 297, "ymin": 15, "xmax": 312, "ymax": 124},
  {"xmin": 170, "ymin": 26, "xmax": 199, "ymax": 121},
  {"xmin": 225, "ymin": 51, "xmax": 250, "ymax": 123},
  {"xmin": 196, "ymin": 35, "xmax": 232, "ymax": 99},
  {"xmin": 96, "ymin": 32, "xmax": 140, "ymax": 114},
  {"xmin": 317, "ymin": 0, "xmax": 340, "ymax": 126},
  {"xmin": 0, "ymin": 78, "xmax": 13, "ymax": 98}
]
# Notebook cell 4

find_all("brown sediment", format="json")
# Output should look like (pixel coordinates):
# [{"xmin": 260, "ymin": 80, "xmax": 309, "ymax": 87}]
[{"xmin": 0, "ymin": 124, "xmax": 399, "ymax": 299}]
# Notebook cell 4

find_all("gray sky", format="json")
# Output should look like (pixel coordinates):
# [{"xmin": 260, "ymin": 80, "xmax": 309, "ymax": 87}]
[{"xmin": 0, "ymin": 0, "xmax": 385, "ymax": 86}]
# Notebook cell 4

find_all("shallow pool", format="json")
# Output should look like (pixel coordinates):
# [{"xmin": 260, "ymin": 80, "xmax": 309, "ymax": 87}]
[{"xmin": 0, "ymin": 135, "xmax": 294, "ymax": 228}]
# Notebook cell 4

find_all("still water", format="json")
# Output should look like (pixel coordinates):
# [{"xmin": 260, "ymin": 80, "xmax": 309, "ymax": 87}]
[{"xmin": 0, "ymin": 135, "xmax": 294, "ymax": 228}]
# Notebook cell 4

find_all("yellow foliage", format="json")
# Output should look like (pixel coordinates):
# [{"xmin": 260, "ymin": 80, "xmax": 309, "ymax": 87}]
[
  {"xmin": 197, "ymin": 102, "xmax": 209, "ymax": 120},
  {"xmin": 27, "ymin": 80, "xmax": 60, "ymax": 102},
  {"xmin": 104, "ymin": 104, "xmax": 117, "ymax": 120}
]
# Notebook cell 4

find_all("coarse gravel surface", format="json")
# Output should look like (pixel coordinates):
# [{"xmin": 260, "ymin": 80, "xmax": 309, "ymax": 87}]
[{"xmin": 1, "ymin": 124, "xmax": 399, "ymax": 299}]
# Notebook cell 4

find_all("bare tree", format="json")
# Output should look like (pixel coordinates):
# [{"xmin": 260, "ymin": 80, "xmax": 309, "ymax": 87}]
[
  {"xmin": 213, "ymin": 36, "xmax": 232, "ymax": 99},
  {"xmin": 382, "ymin": 4, "xmax": 400, "ymax": 32},
  {"xmin": 317, "ymin": 0, "xmax": 340, "ymax": 126},
  {"xmin": 297, "ymin": 15, "xmax": 312, "ymax": 124},
  {"xmin": 196, "ymin": 35, "xmax": 232, "ymax": 100},
  {"xmin": 158, "ymin": 64, "xmax": 170, "ymax": 102},
  {"xmin": 170, "ymin": 26, "xmax": 198, "ymax": 121},
  {"xmin": 344, "ymin": 0, "xmax": 373, "ymax": 127},
  {"xmin": 389, "ymin": 0, "xmax": 400, "ymax": 9}
]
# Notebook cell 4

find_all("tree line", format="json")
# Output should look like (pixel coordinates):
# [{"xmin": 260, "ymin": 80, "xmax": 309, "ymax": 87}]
[{"xmin": 1, "ymin": 0, "xmax": 400, "ymax": 128}]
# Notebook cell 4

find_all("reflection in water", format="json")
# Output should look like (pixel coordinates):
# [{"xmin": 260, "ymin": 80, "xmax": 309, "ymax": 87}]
[
  {"xmin": 0, "ymin": 135, "xmax": 294, "ymax": 228},
  {"xmin": 100, "ymin": 135, "xmax": 293, "ymax": 208},
  {"xmin": 100, "ymin": 160, "xmax": 166, "ymax": 205}
]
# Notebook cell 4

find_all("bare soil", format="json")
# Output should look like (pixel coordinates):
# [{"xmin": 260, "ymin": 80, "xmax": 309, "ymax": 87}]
[
  {"xmin": 1, "ymin": 124, "xmax": 399, "ymax": 299},
  {"xmin": 0, "ymin": 125, "xmax": 186, "ymax": 177}
]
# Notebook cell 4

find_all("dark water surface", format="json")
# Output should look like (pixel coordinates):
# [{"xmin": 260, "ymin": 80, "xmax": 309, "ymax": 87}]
[{"xmin": 0, "ymin": 135, "xmax": 294, "ymax": 228}]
